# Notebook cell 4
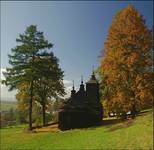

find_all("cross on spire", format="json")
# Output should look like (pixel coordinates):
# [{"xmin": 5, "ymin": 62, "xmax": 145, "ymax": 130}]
[
  {"xmin": 92, "ymin": 65, "xmax": 95, "ymax": 75},
  {"xmin": 71, "ymin": 80, "xmax": 76, "ymax": 97},
  {"xmin": 92, "ymin": 65, "xmax": 94, "ymax": 72},
  {"xmin": 81, "ymin": 75, "xmax": 83, "ymax": 84},
  {"xmin": 91, "ymin": 65, "xmax": 96, "ymax": 80},
  {"xmin": 72, "ymin": 80, "xmax": 74, "ymax": 90}
]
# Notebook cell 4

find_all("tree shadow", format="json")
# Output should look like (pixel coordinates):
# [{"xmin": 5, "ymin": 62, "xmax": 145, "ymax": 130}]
[
  {"xmin": 105, "ymin": 118, "xmax": 134, "ymax": 132},
  {"xmin": 136, "ymin": 109, "xmax": 152, "ymax": 117},
  {"xmin": 74, "ymin": 119, "xmax": 122, "ymax": 131},
  {"xmin": 32, "ymin": 122, "xmax": 58, "ymax": 130},
  {"xmin": 102, "ymin": 118, "xmax": 122, "ymax": 126}
]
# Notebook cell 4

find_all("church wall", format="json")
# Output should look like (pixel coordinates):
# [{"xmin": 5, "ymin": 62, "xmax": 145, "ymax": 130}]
[{"xmin": 86, "ymin": 84, "xmax": 99, "ymax": 102}]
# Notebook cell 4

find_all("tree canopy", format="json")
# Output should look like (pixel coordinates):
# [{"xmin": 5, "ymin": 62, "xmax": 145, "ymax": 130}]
[
  {"xmin": 98, "ymin": 5, "xmax": 153, "ymax": 119},
  {"xmin": 3, "ymin": 25, "xmax": 65, "ymax": 129}
]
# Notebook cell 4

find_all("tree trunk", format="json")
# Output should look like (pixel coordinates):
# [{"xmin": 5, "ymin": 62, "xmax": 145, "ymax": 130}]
[
  {"xmin": 131, "ymin": 103, "xmax": 136, "ymax": 119},
  {"xmin": 29, "ymin": 81, "xmax": 33, "ymax": 130},
  {"xmin": 42, "ymin": 99, "xmax": 46, "ymax": 126},
  {"xmin": 130, "ymin": 91, "xmax": 136, "ymax": 119}
]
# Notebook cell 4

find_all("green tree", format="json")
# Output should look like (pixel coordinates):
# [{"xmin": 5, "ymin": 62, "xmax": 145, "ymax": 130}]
[
  {"xmin": 2, "ymin": 25, "xmax": 52, "ymax": 130},
  {"xmin": 99, "ymin": 5, "xmax": 153, "ymax": 119},
  {"xmin": 34, "ymin": 56, "xmax": 65, "ymax": 126}
]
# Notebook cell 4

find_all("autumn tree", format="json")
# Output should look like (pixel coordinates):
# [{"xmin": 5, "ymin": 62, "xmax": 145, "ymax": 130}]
[
  {"xmin": 2, "ymin": 25, "xmax": 52, "ymax": 130},
  {"xmin": 99, "ymin": 5, "xmax": 153, "ymax": 119},
  {"xmin": 16, "ymin": 82, "xmax": 29, "ymax": 123},
  {"xmin": 16, "ymin": 82, "xmax": 44, "ymax": 125}
]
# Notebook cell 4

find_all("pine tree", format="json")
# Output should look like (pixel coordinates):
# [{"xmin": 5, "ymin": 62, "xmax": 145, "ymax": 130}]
[
  {"xmin": 99, "ymin": 5, "xmax": 153, "ymax": 119},
  {"xmin": 3, "ymin": 25, "xmax": 52, "ymax": 130},
  {"xmin": 34, "ymin": 55, "xmax": 65, "ymax": 126}
]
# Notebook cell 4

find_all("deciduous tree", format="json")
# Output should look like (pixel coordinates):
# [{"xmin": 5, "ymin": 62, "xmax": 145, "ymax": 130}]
[{"xmin": 99, "ymin": 5, "xmax": 153, "ymax": 119}]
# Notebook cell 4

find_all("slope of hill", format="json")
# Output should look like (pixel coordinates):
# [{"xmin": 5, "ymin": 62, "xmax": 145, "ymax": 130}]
[
  {"xmin": 0, "ymin": 109, "xmax": 153, "ymax": 150},
  {"xmin": 0, "ymin": 101, "xmax": 16, "ymax": 111}
]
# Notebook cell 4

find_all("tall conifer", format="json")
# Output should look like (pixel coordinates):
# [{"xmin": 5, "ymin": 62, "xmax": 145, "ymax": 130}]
[{"xmin": 3, "ymin": 25, "xmax": 52, "ymax": 129}]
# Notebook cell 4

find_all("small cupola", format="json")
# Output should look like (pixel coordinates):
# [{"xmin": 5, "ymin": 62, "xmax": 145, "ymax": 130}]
[{"xmin": 79, "ymin": 76, "xmax": 85, "ymax": 92}]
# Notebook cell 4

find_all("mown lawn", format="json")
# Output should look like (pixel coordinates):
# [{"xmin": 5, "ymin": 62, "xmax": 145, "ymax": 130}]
[{"xmin": 0, "ymin": 110, "xmax": 153, "ymax": 150}]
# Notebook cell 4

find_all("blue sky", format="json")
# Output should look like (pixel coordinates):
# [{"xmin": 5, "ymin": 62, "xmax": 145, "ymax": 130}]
[{"xmin": 1, "ymin": 1, "xmax": 153, "ymax": 101}]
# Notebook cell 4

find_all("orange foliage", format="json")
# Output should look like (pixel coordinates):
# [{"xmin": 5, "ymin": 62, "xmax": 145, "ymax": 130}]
[
  {"xmin": 16, "ymin": 82, "xmax": 40, "ymax": 111},
  {"xmin": 99, "ymin": 5, "xmax": 153, "ymax": 115}
]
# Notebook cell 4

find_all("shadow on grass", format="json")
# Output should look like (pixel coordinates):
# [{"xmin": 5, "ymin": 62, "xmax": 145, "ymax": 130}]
[
  {"xmin": 31, "ymin": 119, "xmax": 132, "ymax": 132},
  {"xmin": 103, "ymin": 109, "xmax": 152, "ymax": 132},
  {"xmin": 106, "ymin": 119, "xmax": 134, "ymax": 132},
  {"xmin": 137, "ymin": 109, "xmax": 152, "ymax": 117},
  {"xmin": 74, "ymin": 119, "xmax": 123, "ymax": 131},
  {"xmin": 32, "ymin": 122, "xmax": 58, "ymax": 130},
  {"xmin": 74, "ymin": 118, "xmax": 133, "ymax": 132},
  {"xmin": 103, "ymin": 118, "xmax": 122, "ymax": 126},
  {"xmin": 22, "ymin": 122, "xmax": 59, "ymax": 133}
]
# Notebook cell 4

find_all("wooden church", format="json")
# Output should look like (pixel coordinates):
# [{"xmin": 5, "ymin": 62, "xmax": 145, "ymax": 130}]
[{"xmin": 58, "ymin": 71, "xmax": 103, "ymax": 130}]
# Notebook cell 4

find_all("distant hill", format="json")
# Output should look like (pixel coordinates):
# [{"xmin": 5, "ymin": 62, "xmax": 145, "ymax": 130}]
[{"xmin": 0, "ymin": 101, "xmax": 16, "ymax": 111}]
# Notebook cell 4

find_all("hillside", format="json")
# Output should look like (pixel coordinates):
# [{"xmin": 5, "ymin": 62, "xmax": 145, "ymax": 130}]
[
  {"xmin": 0, "ymin": 101, "xmax": 16, "ymax": 111},
  {"xmin": 0, "ymin": 109, "xmax": 153, "ymax": 150}
]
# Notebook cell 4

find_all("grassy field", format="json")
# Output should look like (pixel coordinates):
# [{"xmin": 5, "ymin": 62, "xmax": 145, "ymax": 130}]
[
  {"xmin": 0, "ymin": 109, "xmax": 153, "ymax": 150},
  {"xmin": 1, "ymin": 101, "xmax": 16, "ymax": 111}
]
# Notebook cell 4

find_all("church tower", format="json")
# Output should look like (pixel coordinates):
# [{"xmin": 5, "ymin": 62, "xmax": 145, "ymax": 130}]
[
  {"xmin": 79, "ymin": 76, "xmax": 85, "ymax": 92},
  {"xmin": 71, "ymin": 80, "xmax": 76, "ymax": 97},
  {"xmin": 86, "ymin": 71, "xmax": 99, "ymax": 102}
]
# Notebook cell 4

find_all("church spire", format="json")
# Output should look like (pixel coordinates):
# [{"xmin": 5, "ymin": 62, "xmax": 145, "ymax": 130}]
[
  {"xmin": 79, "ymin": 75, "xmax": 85, "ymax": 91},
  {"xmin": 92, "ymin": 65, "xmax": 94, "ymax": 74},
  {"xmin": 91, "ymin": 66, "xmax": 96, "ymax": 80},
  {"xmin": 71, "ymin": 80, "xmax": 76, "ymax": 97},
  {"xmin": 72, "ymin": 80, "xmax": 75, "ymax": 90},
  {"xmin": 81, "ymin": 75, "xmax": 83, "ymax": 84}
]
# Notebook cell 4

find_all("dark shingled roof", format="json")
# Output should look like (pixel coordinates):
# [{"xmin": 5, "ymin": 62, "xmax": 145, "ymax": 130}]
[
  {"xmin": 86, "ymin": 73, "xmax": 98, "ymax": 84},
  {"xmin": 86, "ymin": 79, "xmax": 98, "ymax": 84}
]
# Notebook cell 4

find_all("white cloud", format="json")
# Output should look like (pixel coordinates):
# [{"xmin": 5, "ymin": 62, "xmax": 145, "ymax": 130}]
[
  {"xmin": 63, "ymin": 80, "xmax": 72, "ymax": 85},
  {"xmin": 63, "ymin": 79, "xmax": 78, "ymax": 99},
  {"xmin": 63, "ymin": 79, "xmax": 73, "ymax": 98},
  {"xmin": 1, "ymin": 68, "xmax": 6, "ymax": 81},
  {"xmin": 1, "ymin": 68, "xmax": 17, "ymax": 101},
  {"xmin": 1, "ymin": 85, "xmax": 17, "ymax": 101}
]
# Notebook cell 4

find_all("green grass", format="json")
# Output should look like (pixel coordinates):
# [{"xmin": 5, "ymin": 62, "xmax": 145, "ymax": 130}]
[
  {"xmin": 1, "ymin": 110, "xmax": 153, "ymax": 150},
  {"xmin": 1, "ymin": 101, "xmax": 16, "ymax": 111}
]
